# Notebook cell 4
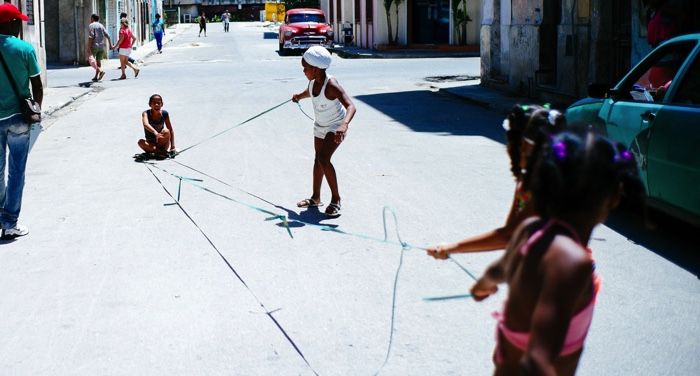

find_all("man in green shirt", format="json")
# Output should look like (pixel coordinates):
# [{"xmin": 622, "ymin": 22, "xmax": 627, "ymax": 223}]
[{"xmin": 0, "ymin": 3, "xmax": 42, "ymax": 239}]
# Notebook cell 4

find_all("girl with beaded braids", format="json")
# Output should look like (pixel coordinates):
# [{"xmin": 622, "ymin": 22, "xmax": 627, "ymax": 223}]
[
  {"xmin": 470, "ymin": 130, "xmax": 643, "ymax": 376},
  {"xmin": 426, "ymin": 105, "xmax": 565, "ymax": 258}
]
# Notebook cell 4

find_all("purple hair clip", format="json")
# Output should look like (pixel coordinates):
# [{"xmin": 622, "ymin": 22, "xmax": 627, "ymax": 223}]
[
  {"xmin": 553, "ymin": 141, "xmax": 567, "ymax": 161},
  {"xmin": 615, "ymin": 150, "xmax": 633, "ymax": 163}
]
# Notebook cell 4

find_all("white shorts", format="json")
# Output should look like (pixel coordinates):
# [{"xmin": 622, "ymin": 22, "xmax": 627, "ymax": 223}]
[
  {"xmin": 314, "ymin": 122, "xmax": 340, "ymax": 139},
  {"xmin": 118, "ymin": 48, "xmax": 132, "ymax": 56}
]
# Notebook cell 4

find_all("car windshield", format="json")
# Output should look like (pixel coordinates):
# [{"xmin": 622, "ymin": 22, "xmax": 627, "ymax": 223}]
[{"xmin": 288, "ymin": 13, "xmax": 325, "ymax": 23}]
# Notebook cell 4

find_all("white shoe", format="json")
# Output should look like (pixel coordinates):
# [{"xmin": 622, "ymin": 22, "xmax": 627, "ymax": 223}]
[{"xmin": 2, "ymin": 224, "xmax": 29, "ymax": 239}]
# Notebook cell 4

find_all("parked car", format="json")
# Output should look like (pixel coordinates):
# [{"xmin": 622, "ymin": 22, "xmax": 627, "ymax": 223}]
[
  {"xmin": 566, "ymin": 34, "xmax": 700, "ymax": 224},
  {"xmin": 278, "ymin": 8, "xmax": 333, "ymax": 55}
]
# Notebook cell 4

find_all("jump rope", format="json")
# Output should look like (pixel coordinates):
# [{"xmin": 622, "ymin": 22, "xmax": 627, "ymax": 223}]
[{"xmin": 142, "ymin": 100, "xmax": 479, "ymax": 375}]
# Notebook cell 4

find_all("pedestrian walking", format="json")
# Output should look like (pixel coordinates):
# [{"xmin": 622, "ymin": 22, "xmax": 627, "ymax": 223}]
[
  {"xmin": 222, "ymin": 10, "xmax": 230, "ymax": 32},
  {"xmin": 120, "ymin": 12, "xmax": 138, "ymax": 66},
  {"xmin": 87, "ymin": 13, "xmax": 111, "ymax": 82},
  {"xmin": 152, "ymin": 13, "xmax": 164, "ymax": 53},
  {"xmin": 426, "ymin": 105, "xmax": 565, "ymax": 258},
  {"xmin": 470, "ymin": 130, "xmax": 643, "ymax": 375},
  {"xmin": 198, "ymin": 12, "xmax": 207, "ymax": 37},
  {"xmin": 291, "ymin": 46, "xmax": 356, "ymax": 218},
  {"xmin": 0, "ymin": 3, "xmax": 43, "ymax": 239},
  {"xmin": 136, "ymin": 94, "xmax": 177, "ymax": 160},
  {"xmin": 113, "ymin": 18, "xmax": 139, "ymax": 80}
]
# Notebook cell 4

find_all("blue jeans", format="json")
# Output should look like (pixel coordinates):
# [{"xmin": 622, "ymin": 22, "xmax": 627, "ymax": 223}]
[
  {"xmin": 154, "ymin": 32, "xmax": 163, "ymax": 51},
  {"xmin": 0, "ymin": 114, "xmax": 31, "ymax": 229}
]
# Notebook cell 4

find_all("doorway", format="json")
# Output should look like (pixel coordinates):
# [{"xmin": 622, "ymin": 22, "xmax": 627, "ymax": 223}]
[{"xmin": 411, "ymin": 0, "xmax": 450, "ymax": 44}]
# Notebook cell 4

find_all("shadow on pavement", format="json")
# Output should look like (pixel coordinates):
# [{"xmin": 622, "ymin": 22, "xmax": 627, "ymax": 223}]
[
  {"xmin": 263, "ymin": 32, "xmax": 277, "ymax": 39},
  {"xmin": 605, "ymin": 207, "xmax": 699, "ymax": 278},
  {"xmin": 273, "ymin": 205, "xmax": 339, "ymax": 229},
  {"xmin": 355, "ymin": 90, "xmax": 505, "ymax": 142}
]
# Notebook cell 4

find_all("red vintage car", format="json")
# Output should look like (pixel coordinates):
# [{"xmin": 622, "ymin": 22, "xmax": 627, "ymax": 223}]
[{"xmin": 278, "ymin": 8, "xmax": 333, "ymax": 55}]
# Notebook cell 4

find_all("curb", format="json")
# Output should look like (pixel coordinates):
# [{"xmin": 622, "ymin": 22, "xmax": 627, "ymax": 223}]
[
  {"xmin": 438, "ymin": 87, "xmax": 516, "ymax": 115},
  {"xmin": 43, "ymin": 89, "xmax": 94, "ymax": 117},
  {"xmin": 332, "ymin": 48, "xmax": 480, "ymax": 59}
]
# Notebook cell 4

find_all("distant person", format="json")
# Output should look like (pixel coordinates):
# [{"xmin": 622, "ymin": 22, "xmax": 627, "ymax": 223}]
[
  {"xmin": 426, "ymin": 105, "xmax": 565, "ymax": 258},
  {"xmin": 198, "ymin": 12, "xmax": 207, "ymax": 37},
  {"xmin": 222, "ymin": 10, "xmax": 231, "ymax": 32},
  {"xmin": 0, "ymin": 3, "xmax": 43, "ymax": 239},
  {"xmin": 87, "ymin": 13, "xmax": 111, "ymax": 81},
  {"xmin": 291, "ymin": 46, "xmax": 356, "ymax": 218},
  {"xmin": 113, "ymin": 18, "xmax": 139, "ymax": 80},
  {"xmin": 470, "ymin": 131, "xmax": 643, "ymax": 375},
  {"xmin": 152, "ymin": 13, "xmax": 164, "ymax": 53},
  {"xmin": 120, "ymin": 12, "xmax": 138, "ymax": 65},
  {"xmin": 136, "ymin": 94, "xmax": 177, "ymax": 160}
]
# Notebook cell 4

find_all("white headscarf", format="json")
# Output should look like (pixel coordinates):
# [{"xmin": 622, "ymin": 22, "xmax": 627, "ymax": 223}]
[{"xmin": 303, "ymin": 46, "xmax": 332, "ymax": 69}]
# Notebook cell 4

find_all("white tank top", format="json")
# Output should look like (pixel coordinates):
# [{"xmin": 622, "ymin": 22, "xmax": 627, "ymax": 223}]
[{"xmin": 309, "ymin": 75, "xmax": 346, "ymax": 127}]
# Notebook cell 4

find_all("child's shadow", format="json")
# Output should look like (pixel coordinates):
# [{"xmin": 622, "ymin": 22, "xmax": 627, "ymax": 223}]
[{"xmin": 273, "ymin": 205, "xmax": 339, "ymax": 230}]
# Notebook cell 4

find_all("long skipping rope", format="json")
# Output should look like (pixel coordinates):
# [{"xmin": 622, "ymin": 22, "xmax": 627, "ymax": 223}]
[
  {"xmin": 143, "ymin": 163, "xmax": 319, "ymax": 375},
  {"xmin": 147, "ymin": 160, "xmax": 478, "ymax": 375},
  {"xmin": 144, "ymin": 100, "xmax": 479, "ymax": 374}
]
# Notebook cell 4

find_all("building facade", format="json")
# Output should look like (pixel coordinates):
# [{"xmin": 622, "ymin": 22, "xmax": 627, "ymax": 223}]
[
  {"xmin": 480, "ymin": 0, "xmax": 700, "ymax": 105},
  {"xmin": 320, "ymin": 0, "xmax": 481, "ymax": 49},
  {"xmin": 4, "ymin": 0, "xmax": 46, "ymax": 84},
  {"xmin": 164, "ymin": 0, "xmax": 266, "ymax": 23},
  {"xmin": 44, "ymin": 0, "xmax": 163, "ymax": 65}
]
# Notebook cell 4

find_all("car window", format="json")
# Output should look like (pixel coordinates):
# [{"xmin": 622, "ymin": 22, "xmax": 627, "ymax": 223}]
[
  {"xmin": 621, "ymin": 41, "xmax": 695, "ymax": 103},
  {"xmin": 672, "ymin": 54, "xmax": 700, "ymax": 105},
  {"xmin": 288, "ymin": 13, "xmax": 325, "ymax": 23}
]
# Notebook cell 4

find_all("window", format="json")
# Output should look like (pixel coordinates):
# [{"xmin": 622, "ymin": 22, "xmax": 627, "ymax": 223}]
[
  {"xmin": 288, "ymin": 13, "xmax": 326, "ymax": 23},
  {"xmin": 673, "ymin": 54, "xmax": 700, "ymax": 105},
  {"xmin": 622, "ymin": 41, "xmax": 695, "ymax": 102}
]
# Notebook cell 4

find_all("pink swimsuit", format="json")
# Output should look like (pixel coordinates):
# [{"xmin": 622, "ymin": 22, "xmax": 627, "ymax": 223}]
[{"xmin": 493, "ymin": 219, "xmax": 601, "ymax": 363}]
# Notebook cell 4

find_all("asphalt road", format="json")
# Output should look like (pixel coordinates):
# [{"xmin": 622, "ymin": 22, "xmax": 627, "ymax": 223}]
[{"xmin": 1, "ymin": 22, "xmax": 698, "ymax": 375}]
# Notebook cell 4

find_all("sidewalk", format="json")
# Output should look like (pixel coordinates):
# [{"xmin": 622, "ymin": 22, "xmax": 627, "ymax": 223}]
[
  {"xmin": 42, "ymin": 24, "xmax": 194, "ymax": 120},
  {"xmin": 332, "ymin": 45, "xmax": 531, "ymax": 114}
]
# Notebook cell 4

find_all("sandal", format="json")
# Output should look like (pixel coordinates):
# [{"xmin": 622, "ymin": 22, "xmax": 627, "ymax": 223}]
[
  {"xmin": 325, "ymin": 202, "xmax": 341, "ymax": 218},
  {"xmin": 297, "ymin": 198, "xmax": 323, "ymax": 208}
]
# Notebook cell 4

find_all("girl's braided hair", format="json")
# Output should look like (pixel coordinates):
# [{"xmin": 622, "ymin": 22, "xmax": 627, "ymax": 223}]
[
  {"xmin": 504, "ymin": 105, "xmax": 566, "ymax": 179},
  {"xmin": 526, "ymin": 130, "xmax": 645, "ymax": 218}
]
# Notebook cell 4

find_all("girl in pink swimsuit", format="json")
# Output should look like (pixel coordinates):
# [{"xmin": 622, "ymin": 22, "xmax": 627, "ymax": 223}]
[
  {"xmin": 427, "ymin": 105, "xmax": 565, "ymax": 258},
  {"xmin": 471, "ymin": 130, "xmax": 643, "ymax": 375}
]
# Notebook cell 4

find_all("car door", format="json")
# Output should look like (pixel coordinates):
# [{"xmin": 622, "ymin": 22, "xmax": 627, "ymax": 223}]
[
  {"xmin": 600, "ymin": 40, "xmax": 697, "ymax": 192},
  {"xmin": 645, "ymin": 44, "xmax": 700, "ymax": 218}
]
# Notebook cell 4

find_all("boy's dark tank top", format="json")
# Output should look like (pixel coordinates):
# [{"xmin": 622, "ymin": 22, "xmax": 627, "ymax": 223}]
[{"xmin": 144, "ymin": 109, "xmax": 168, "ymax": 142}]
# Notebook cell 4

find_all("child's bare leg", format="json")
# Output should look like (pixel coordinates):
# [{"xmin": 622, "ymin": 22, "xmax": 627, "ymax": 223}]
[
  {"xmin": 138, "ymin": 139, "xmax": 157, "ymax": 153},
  {"xmin": 155, "ymin": 129, "xmax": 170, "ymax": 153},
  {"xmin": 316, "ymin": 133, "xmax": 341, "ymax": 204}
]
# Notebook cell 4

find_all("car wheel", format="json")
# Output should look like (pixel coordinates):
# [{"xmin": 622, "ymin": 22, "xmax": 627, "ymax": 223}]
[{"xmin": 279, "ymin": 42, "xmax": 287, "ymax": 56}]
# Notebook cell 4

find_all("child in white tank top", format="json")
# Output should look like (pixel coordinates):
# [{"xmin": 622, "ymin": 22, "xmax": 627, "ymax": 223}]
[{"xmin": 291, "ymin": 46, "xmax": 356, "ymax": 218}]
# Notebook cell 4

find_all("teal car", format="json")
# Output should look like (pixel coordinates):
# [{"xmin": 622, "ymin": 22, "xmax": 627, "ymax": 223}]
[{"xmin": 566, "ymin": 34, "xmax": 700, "ymax": 224}]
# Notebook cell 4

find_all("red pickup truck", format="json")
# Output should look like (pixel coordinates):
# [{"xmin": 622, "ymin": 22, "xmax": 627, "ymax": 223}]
[{"xmin": 278, "ymin": 8, "xmax": 333, "ymax": 55}]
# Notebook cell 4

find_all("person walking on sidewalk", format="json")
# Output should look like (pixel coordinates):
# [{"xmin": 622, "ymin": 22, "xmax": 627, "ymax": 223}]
[
  {"xmin": 198, "ymin": 12, "xmax": 207, "ymax": 37},
  {"xmin": 152, "ymin": 13, "xmax": 164, "ymax": 53},
  {"xmin": 222, "ymin": 10, "xmax": 230, "ymax": 32},
  {"xmin": 120, "ymin": 12, "xmax": 138, "ymax": 66},
  {"xmin": 0, "ymin": 3, "xmax": 43, "ymax": 239},
  {"xmin": 113, "ymin": 18, "xmax": 139, "ymax": 80},
  {"xmin": 87, "ymin": 14, "xmax": 111, "ymax": 82}
]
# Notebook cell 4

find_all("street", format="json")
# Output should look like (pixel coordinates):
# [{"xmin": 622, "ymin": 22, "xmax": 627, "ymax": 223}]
[{"xmin": 1, "ymin": 22, "xmax": 698, "ymax": 375}]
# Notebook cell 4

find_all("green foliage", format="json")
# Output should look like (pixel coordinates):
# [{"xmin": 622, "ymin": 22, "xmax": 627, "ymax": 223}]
[
  {"xmin": 285, "ymin": 0, "xmax": 321, "ymax": 10},
  {"xmin": 451, "ymin": 0, "xmax": 472, "ymax": 45}
]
